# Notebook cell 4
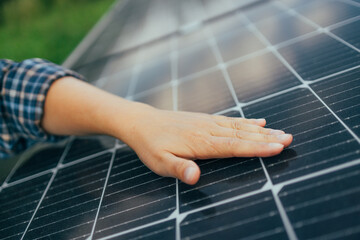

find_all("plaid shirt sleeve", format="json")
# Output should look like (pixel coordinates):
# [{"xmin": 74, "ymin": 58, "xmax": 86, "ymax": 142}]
[{"xmin": 0, "ymin": 58, "xmax": 84, "ymax": 159}]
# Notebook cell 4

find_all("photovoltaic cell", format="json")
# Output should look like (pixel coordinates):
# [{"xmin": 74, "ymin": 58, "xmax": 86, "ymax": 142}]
[
  {"xmin": 278, "ymin": 33, "xmax": 360, "ymax": 80},
  {"xmin": 93, "ymin": 148, "xmax": 176, "ymax": 239},
  {"xmin": 243, "ymin": 88, "xmax": 360, "ymax": 184},
  {"xmin": 63, "ymin": 135, "xmax": 116, "ymax": 163},
  {"xmin": 255, "ymin": 12, "xmax": 316, "ymax": 45},
  {"xmin": 331, "ymin": 19, "xmax": 360, "ymax": 50},
  {"xmin": 215, "ymin": 27, "xmax": 265, "ymax": 62},
  {"xmin": 134, "ymin": 86, "xmax": 173, "ymax": 110},
  {"xmin": 134, "ymin": 55, "xmax": 171, "ymax": 95},
  {"xmin": 227, "ymin": 52, "xmax": 301, "ymax": 102},
  {"xmin": 311, "ymin": 68, "xmax": 360, "ymax": 137},
  {"xmin": 8, "ymin": 143, "xmax": 66, "ymax": 183},
  {"xmin": 177, "ymin": 70, "xmax": 236, "ymax": 114},
  {"xmin": 101, "ymin": 68, "xmax": 133, "ymax": 97},
  {"xmin": 179, "ymin": 157, "xmax": 266, "ymax": 213},
  {"xmin": 0, "ymin": 174, "xmax": 51, "ymax": 240},
  {"xmin": 180, "ymin": 191, "xmax": 287, "ymax": 240},
  {"xmin": 280, "ymin": 164, "xmax": 360, "ymax": 239},
  {"xmin": 23, "ymin": 153, "xmax": 111, "ymax": 239},
  {"xmin": 177, "ymin": 42, "xmax": 218, "ymax": 79}
]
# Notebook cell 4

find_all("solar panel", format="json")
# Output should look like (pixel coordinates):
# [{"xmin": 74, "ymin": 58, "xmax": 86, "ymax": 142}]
[{"xmin": 1, "ymin": 0, "xmax": 359, "ymax": 239}]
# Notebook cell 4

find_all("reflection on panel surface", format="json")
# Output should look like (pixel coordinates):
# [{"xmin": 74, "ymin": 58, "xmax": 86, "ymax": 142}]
[
  {"xmin": 177, "ymin": 70, "xmax": 236, "ymax": 114},
  {"xmin": 279, "ymin": 33, "xmax": 360, "ymax": 80},
  {"xmin": 255, "ymin": 12, "xmax": 316, "ymax": 45},
  {"xmin": 177, "ymin": 42, "xmax": 218, "ymax": 78},
  {"xmin": 63, "ymin": 135, "xmax": 116, "ymax": 163},
  {"xmin": 181, "ymin": 191, "xmax": 287, "ymax": 240},
  {"xmin": 280, "ymin": 165, "xmax": 360, "ymax": 240},
  {"xmin": 216, "ymin": 27, "xmax": 265, "ymax": 62},
  {"xmin": 134, "ymin": 86, "xmax": 173, "ymax": 110},
  {"xmin": 243, "ymin": 88, "xmax": 360, "ymax": 183},
  {"xmin": 93, "ymin": 148, "xmax": 176, "ymax": 238},
  {"xmin": 23, "ymin": 154, "xmax": 111, "ymax": 239},
  {"xmin": 0, "ymin": 174, "xmax": 51, "ymax": 239},
  {"xmin": 228, "ymin": 53, "xmax": 300, "ymax": 102},
  {"xmin": 296, "ymin": 1, "xmax": 360, "ymax": 27}
]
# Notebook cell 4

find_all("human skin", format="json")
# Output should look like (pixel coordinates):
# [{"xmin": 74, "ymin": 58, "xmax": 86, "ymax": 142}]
[{"xmin": 41, "ymin": 77, "xmax": 293, "ymax": 185}]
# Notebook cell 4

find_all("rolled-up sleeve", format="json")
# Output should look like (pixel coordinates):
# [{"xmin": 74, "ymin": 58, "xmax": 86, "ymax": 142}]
[{"xmin": 0, "ymin": 58, "xmax": 84, "ymax": 159}]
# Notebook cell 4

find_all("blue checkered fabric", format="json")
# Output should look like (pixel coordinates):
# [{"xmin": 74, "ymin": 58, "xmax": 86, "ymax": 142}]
[{"xmin": 0, "ymin": 58, "xmax": 84, "ymax": 159}]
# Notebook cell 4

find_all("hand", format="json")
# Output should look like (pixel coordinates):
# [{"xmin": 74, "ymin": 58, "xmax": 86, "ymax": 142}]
[
  {"xmin": 119, "ymin": 105, "xmax": 293, "ymax": 185},
  {"xmin": 42, "ymin": 77, "xmax": 292, "ymax": 185}
]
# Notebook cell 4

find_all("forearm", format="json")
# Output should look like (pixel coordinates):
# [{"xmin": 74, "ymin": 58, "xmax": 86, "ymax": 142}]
[{"xmin": 41, "ymin": 76, "xmax": 150, "ymax": 142}]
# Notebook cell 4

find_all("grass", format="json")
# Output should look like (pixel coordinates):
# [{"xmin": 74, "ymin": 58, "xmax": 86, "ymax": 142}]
[{"xmin": 0, "ymin": 0, "xmax": 115, "ymax": 64}]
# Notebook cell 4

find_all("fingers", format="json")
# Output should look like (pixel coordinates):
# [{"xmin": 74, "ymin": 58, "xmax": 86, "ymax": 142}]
[
  {"xmin": 212, "ymin": 115, "xmax": 266, "ymax": 127},
  {"xmin": 212, "ymin": 128, "xmax": 293, "ymax": 147},
  {"xmin": 208, "ymin": 137, "xmax": 285, "ymax": 158}
]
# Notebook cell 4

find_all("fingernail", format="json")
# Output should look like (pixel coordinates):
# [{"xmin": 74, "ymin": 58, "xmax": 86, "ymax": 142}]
[
  {"xmin": 184, "ymin": 167, "xmax": 197, "ymax": 183},
  {"xmin": 277, "ymin": 134, "xmax": 292, "ymax": 141},
  {"xmin": 269, "ymin": 143, "xmax": 284, "ymax": 148},
  {"xmin": 255, "ymin": 119, "xmax": 265, "ymax": 123},
  {"xmin": 270, "ymin": 130, "xmax": 285, "ymax": 135}
]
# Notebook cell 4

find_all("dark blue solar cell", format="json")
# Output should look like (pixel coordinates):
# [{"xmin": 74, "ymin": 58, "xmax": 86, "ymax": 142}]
[
  {"xmin": 280, "ymin": 164, "xmax": 360, "ymax": 239},
  {"xmin": 331, "ymin": 19, "xmax": 360, "ymax": 50},
  {"xmin": 181, "ymin": 191, "xmax": 288, "ymax": 240},
  {"xmin": 279, "ymin": 33, "xmax": 360, "ymax": 80},
  {"xmin": 311, "ymin": 68, "xmax": 360, "ymax": 137},
  {"xmin": 93, "ymin": 148, "xmax": 176, "ymax": 238},
  {"xmin": 227, "ymin": 52, "xmax": 301, "ymax": 102},
  {"xmin": 0, "ymin": 174, "xmax": 51, "ymax": 239},
  {"xmin": 243, "ymin": 88, "xmax": 360, "ymax": 183}
]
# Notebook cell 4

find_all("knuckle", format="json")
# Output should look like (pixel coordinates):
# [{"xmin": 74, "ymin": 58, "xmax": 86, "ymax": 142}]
[
  {"xmin": 234, "ymin": 130, "xmax": 244, "ymax": 139},
  {"xmin": 230, "ymin": 119, "xmax": 241, "ymax": 130}
]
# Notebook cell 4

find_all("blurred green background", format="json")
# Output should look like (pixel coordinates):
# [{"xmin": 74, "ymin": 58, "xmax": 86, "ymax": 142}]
[{"xmin": 0, "ymin": 0, "xmax": 115, "ymax": 64}]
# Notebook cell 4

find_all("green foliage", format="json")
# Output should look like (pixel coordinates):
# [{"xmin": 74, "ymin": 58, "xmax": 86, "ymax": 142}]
[{"xmin": 0, "ymin": 0, "xmax": 115, "ymax": 64}]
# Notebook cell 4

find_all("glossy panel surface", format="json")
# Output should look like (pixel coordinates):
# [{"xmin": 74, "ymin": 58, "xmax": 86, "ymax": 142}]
[
  {"xmin": 279, "ymin": 33, "xmax": 360, "ymax": 80},
  {"xmin": 255, "ymin": 12, "xmax": 316, "ymax": 45},
  {"xmin": 134, "ymin": 55, "xmax": 171, "ymax": 94},
  {"xmin": 179, "ymin": 157, "xmax": 266, "ymax": 213},
  {"xmin": 243, "ymin": 88, "xmax": 360, "ymax": 183},
  {"xmin": 228, "ymin": 53, "xmax": 300, "ymax": 102},
  {"xmin": 23, "ymin": 154, "xmax": 111, "ymax": 239},
  {"xmin": 177, "ymin": 70, "xmax": 236, "ymax": 114},
  {"xmin": 9, "ymin": 144, "xmax": 65, "ymax": 183},
  {"xmin": 63, "ymin": 135, "xmax": 116, "ymax": 163},
  {"xmin": 331, "ymin": 19, "xmax": 360, "ymax": 50},
  {"xmin": 311, "ymin": 68, "xmax": 360, "ymax": 137},
  {"xmin": 0, "ymin": 174, "xmax": 51, "ymax": 240},
  {"xmin": 134, "ymin": 86, "xmax": 173, "ymax": 110},
  {"xmin": 216, "ymin": 27, "xmax": 265, "ymax": 62},
  {"xmin": 181, "ymin": 191, "xmax": 287, "ymax": 240},
  {"xmin": 296, "ymin": 1, "xmax": 360, "ymax": 27},
  {"xmin": 101, "ymin": 68, "xmax": 133, "ymax": 97},
  {"xmin": 177, "ymin": 41, "xmax": 218, "ymax": 79},
  {"xmin": 93, "ymin": 148, "xmax": 176, "ymax": 238},
  {"xmin": 280, "ymin": 165, "xmax": 360, "ymax": 239}
]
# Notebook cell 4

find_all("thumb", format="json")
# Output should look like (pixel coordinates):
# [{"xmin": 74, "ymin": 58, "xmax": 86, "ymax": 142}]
[{"xmin": 162, "ymin": 152, "xmax": 201, "ymax": 185}]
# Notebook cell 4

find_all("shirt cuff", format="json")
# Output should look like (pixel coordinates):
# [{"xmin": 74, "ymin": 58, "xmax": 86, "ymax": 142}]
[{"xmin": 1, "ymin": 58, "xmax": 84, "ymax": 154}]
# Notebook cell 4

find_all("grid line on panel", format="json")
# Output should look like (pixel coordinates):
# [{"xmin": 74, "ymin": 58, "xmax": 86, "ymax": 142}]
[
  {"xmin": 19, "ymin": 143, "xmax": 71, "ymax": 240},
  {"xmin": 89, "ymin": 149, "xmax": 116, "ymax": 240}
]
